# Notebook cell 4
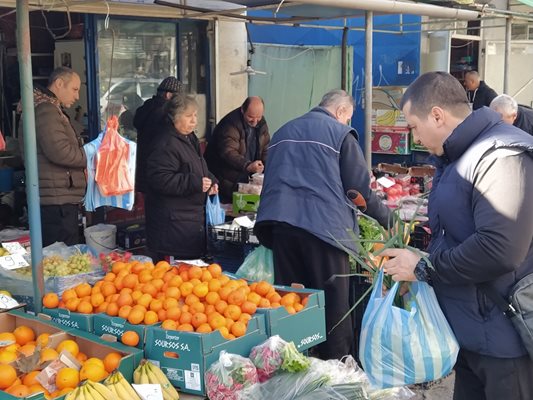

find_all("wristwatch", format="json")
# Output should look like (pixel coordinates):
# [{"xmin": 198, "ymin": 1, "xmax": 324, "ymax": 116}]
[{"xmin": 414, "ymin": 258, "xmax": 433, "ymax": 285}]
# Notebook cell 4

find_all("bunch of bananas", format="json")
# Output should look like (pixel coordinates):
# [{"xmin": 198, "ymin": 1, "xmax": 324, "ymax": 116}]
[
  {"xmin": 134, "ymin": 360, "xmax": 180, "ymax": 400},
  {"xmin": 375, "ymin": 109, "xmax": 401, "ymax": 126},
  {"xmin": 0, "ymin": 247, "xmax": 10, "ymax": 256},
  {"xmin": 65, "ymin": 380, "xmax": 118, "ymax": 400},
  {"xmin": 104, "ymin": 370, "xmax": 142, "ymax": 400}
]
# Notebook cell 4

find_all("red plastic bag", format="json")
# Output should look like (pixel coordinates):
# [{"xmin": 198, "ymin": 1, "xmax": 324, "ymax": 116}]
[
  {"xmin": 95, "ymin": 116, "xmax": 134, "ymax": 196},
  {"xmin": 0, "ymin": 130, "xmax": 6, "ymax": 151}
]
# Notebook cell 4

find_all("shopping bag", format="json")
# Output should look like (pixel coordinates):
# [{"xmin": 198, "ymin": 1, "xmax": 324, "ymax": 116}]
[
  {"xmin": 206, "ymin": 194, "xmax": 225, "ymax": 226},
  {"xmin": 236, "ymin": 246, "xmax": 274, "ymax": 284},
  {"xmin": 95, "ymin": 116, "xmax": 134, "ymax": 196},
  {"xmin": 0, "ymin": 130, "xmax": 6, "ymax": 151},
  {"xmin": 359, "ymin": 269, "xmax": 459, "ymax": 389}
]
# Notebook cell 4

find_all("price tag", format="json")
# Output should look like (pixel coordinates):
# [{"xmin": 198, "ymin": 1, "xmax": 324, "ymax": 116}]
[
  {"xmin": 377, "ymin": 176, "xmax": 396, "ymax": 189},
  {"xmin": 0, "ymin": 254, "xmax": 30, "ymax": 270},
  {"xmin": 132, "ymin": 384, "xmax": 164, "ymax": 400},
  {"xmin": 0, "ymin": 294, "xmax": 19, "ymax": 310},
  {"xmin": 1, "ymin": 242, "xmax": 27, "ymax": 255}
]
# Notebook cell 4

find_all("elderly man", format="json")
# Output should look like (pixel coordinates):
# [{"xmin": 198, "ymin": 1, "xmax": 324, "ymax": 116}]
[
  {"xmin": 204, "ymin": 96, "xmax": 270, "ymax": 203},
  {"xmin": 490, "ymin": 94, "xmax": 533, "ymax": 136},
  {"xmin": 20, "ymin": 67, "xmax": 86, "ymax": 246},
  {"xmin": 382, "ymin": 72, "xmax": 533, "ymax": 400},
  {"xmin": 255, "ymin": 89, "xmax": 391, "ymax": 360},
  {"xmin": 464, "ymin": 70, "xmax": 498, "ymax": 110}
]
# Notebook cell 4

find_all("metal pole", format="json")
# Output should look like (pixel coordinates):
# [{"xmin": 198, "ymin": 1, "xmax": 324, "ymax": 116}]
[
  {"xmin": 365, "ymin": 11, "xmax": 373, "ymax": 171},
  {"xmin": 504, "ymin": 14, "xmax": 511, "ymax": 93},
  {"xmin": 17, "ymin": 0, "xmax": 44, "ymax": 314}
]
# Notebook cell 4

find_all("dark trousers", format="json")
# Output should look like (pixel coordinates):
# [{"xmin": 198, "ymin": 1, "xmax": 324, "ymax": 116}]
[
  {"xmin": 271, "ymin": 224, "xmax": 353, "ymax": 360},
  {"xmin": 41, "ymin": 204, "xmax": 79, "ymax": 247},
  {"xmin": 454, "ymin": 349, "xmax": 533, "ymax": 400}
]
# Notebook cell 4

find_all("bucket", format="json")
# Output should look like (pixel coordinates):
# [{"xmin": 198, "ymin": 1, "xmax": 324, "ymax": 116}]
[
  {"xmin": 84, "ymin": 224, "xmax": 117, "ymax": 254},
  {"xmin": 0, "ymin": 168, "xmax": 14, "ymax": 192}
]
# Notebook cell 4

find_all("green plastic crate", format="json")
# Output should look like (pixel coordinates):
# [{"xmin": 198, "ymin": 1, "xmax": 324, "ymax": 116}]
[
  {"xmin": 232, "ymin": 192, "xmax": 260, "ymax": 214},
  {"xmin": 40, "ymin": 308, "xmax": 94, "ymax": 332},
  {"xmin": 255, "ymin": 286, "xmax": 326, "ymax": 352},
  {"xmin": 92, "ymin": 313, "xmax": 158, "ymax": 349},
  {"xmin": 144, "ymin": 314, "xmax": 268, "ymax": 396}
]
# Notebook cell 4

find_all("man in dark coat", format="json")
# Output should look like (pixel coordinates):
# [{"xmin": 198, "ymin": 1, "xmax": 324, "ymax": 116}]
[
  {"xmin": 383, "ymin": 72, "xmax": 533, "ymax": 400},
  {"xmin": 133, "ymin": 76, "xmax": 183, "ymax": 193},
  {"xmin": 464, "ymin": 70, "xmax": 498, "ymax": 110},
  {"xmin": 490, "ymin": 94, "xmax": 533, "ymax": 136},
  {"xmin": 204, "ymin": 96, "xmax": 270, "ymax": 203}
]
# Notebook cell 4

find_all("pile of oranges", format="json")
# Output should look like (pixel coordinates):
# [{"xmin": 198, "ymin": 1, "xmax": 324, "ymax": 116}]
[
  {"xmin": 44, "ymin": 261, "xmax": 308, "ymax": 340},
  {"xmin": 0, "ymin": 325, "xmax": 123, "ymax": 399}
]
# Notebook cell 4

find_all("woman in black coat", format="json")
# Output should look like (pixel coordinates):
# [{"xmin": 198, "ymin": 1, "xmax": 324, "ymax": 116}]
[{"xmin": 145, "ymin": 94, "xmax": 218, "ymax": 261}]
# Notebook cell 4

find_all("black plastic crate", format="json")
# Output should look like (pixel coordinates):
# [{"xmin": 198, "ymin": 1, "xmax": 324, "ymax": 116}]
[
  {"xmin": 207, "ymin": 225, "xmax": 250, "ymax": 243},
  {"xmin": 207, "ymin": 239, "xmax": 257, "ymax": 273}
]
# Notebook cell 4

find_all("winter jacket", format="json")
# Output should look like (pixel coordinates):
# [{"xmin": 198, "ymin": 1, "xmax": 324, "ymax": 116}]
[
  {"xmin": 19, "ymin": 86, "xmax": 87, "ymax": 206},
  {"xmin": 255, "ymin": 107, "xmax": 390, "ymax": 254},
  {"xmin": 204, "ymin": 107, "xmax": 270, "ymax": 202},
  {"xmin": 145, "ymin": 119, "xmax": 216, "ymax": 258},
  {"xmin": 514, "ymin": 105, "xmax": 533, "ymax": 136},
  {"xmin": 427, "ymin": 107, "xmax": 533, "ymax": 358},
  {"xmin": 467, "ymin": 81, "xmax": 498, "ymax": 110},
  {"xmin": 133, "ymin": 95, "xmax": 168, "ymax": 193}
]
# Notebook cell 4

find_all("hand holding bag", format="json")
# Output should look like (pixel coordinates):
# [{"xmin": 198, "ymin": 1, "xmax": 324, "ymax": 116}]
[{"xmin": 206, "ymin": 194, "xmax": 225, "ymax": 226}]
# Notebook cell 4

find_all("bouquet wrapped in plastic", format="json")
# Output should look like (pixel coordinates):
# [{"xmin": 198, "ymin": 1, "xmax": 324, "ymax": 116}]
[{"xmin": 205, "ymin": 351, "xmax": 259, "ymax": 400}]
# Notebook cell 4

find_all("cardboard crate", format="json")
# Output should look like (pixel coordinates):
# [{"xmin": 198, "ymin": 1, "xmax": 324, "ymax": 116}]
[
  {"xmin": 0, "ymin": 309, "xmax": 69, "ymax": 337},
  {"xmin": 255, "ymin": 286, "xmax": 326, "ymax": 352},
  {"xmin": 371, "ymin": 109, "xmax": 408, "ymax": 128},
  {"xmin": 144, "ymin": 314, "xmax": 268, "ymax": 396},
  {"xmin": 232, "ymin": 193, "xmax": 260, "ymax": 214},
  {"xmin": 93, "ymin": 314, "xmax": 158, "ymax": 349},
  {"xmin": 372, "ymin": 128, "xmax": 411, "ymax": 155},
  {"xmin": 116, "ymin": 223, "xmax": 146, "ymax": 250},
  {"xmin": 40, "ymin": 308, "xmax": 94, "ymax": 333}
]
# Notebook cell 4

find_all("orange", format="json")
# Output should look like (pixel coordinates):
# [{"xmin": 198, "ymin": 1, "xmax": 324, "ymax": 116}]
[
  {"xmin": 142, "ymin": 283, "xmax": 158, "ymax": 297},
  {"xmin": 280, "ymin": 293, "xmax": 297, "ymax": 307},
  {"xmin": 285, "ymin": 305, "xmax": 297, "ymax": 315},
  {"xmin": 29, "ymin": 383, "xmax": 47, "ymax": 394},
  {"xmin": 3, "ymin": 343, "xmax": 19, "ymax": 353},
  {"xmin": 6, "ymin": 384, "xmax": 30, "ymax": 397},
  {"xmin": 207, "ymin": 263, "xmax": 222, "ymax": 278},
  {"xmin": 122, "ymin": 274, "xmax": 139, "ymax": 290},
  {"xmin": 230, "ymin": 321, "xmax": 247, "ymax": 338},
  {"xmin": 255, "ymin": 281, "xmax": 272, "ymax": 297},
  {"xmin": 224, "ymin": 280, "xmax": 239, "ymax": 292},
  {"xmin": 193, "ymin": 283, "xmax": 209, "ymax": 298},
  {"xmin": 96, "ymin": 301, "xmax": 109, "ymax": 313},
  {"xmin": 55, "ymin": 367, "xmax": 79, "ymax": 390},
  {"xmin": 61, "ymin": 289, "xmax": 77, "ymax": 303},
  {"xmin": 161, "ymin": 319, "xmax": 178, "ymax": 330},
  {"xmin": 208, "ymin": 279, "xmax": 222, "ymax": 293},
  {"xmin": 157, "ymin": 309, "xmax": 167, "ymax": 322},
  {"xmin": 138, "ymin": 270, "xmax": 153, "ymax": 284},
  {"xmin": 56, "ymin": 340, "xmax": 79, "ymax": 357},
  {"xmin": 227, "ymin": 289, "xmax": 246, "ymax": 306},
  {"xmin": 117, "ymin": 293, "xmax": 133, "ymax": 308},
  {"xmin": 238, "ymin": 313, "xmax": 252, "ymax": 324},
  {"xmin": 22, "ymin": 371, "xmax": 40, "ymax": 387},
  {"xmin": 77, "ymin": 300, "xmax": 94, "ymax": 314},
  {"xmin": 176, "ymin": 323, "xmax": 194, "ymax": 332},
  {"xmin": 80, "ymin": 363, "xmax": 107, "ymax": 382},
  {"xmin": 266, "ymin": 291, "xmax": 282, "ymax": 303},
  {"xmin": 149, "ymin": 299, "xmax": 164, "ymax": 313},
  {"xmin": 36, "ymin": 333, "xmax": 50, "ymax": 347},
  {"xmin": 179, "ymin": 282, "xmax": 194, "ymax": 297},
  {"xmin": 137, "ymin": 293, "xmax": 153, "ymax": 308},
  {"xmin": 0, "ymin": 351, "xmax": 17, "ymax": 364},
  {"xmin": 74, "ymin": 283, "xmax": 91, "ymax": 298},
  {"xmin": 168, "ymin": 275, "xmax": 183, "ymax": 288},
  {"xmin": 179, "ymin": 311, "xmax": 193, "ymax": 325},
  {"xmin": 0, "ymin": 332, "xmax": 16, "ymax": 343},
  {"xmin": 179, "ymin": 270, "xmax": 189, "ymax": 282},
  {"xmin": 224, "ymin": 305, "xmax": 242, "ymax": 321},
  {"xmin": 106, "ymin": 303, "xmax": 119, "ymax": 317},
  {"xmin": 57, "ymin": 387, "xmax": 74, "ymax": 396},
  {"xmin": 103, "ymin": 272, "xmax": 116, "ymax": 282},
  {"xmin": 121, "ymin": 331, "xmax": 140, "ymax": 347},
  {"xmin": 156, "ymin": 260, "xmax": 171, "ymax": 270},
  {"xmin": 18, "ymin": 343, "xmax": 36, "ymax": 356},
  {"xmin": 187, "ymin": 266, "xmax": 203, "ymax": 280},
  {"xmin": 218, "ymin": 287, "xmax": 232, "ymax": 301},
  {"xmin": 118, "ymin": 305, "xmax": 133, "ymax": 319},
  {"xmin": 247, "ymin": 292, "xmax": 262, "ymax": 306},
  {"xmin": 258, "ymin": 298, "xmax": 271, "ymax": 308},
  {"xmin": 214, "ymin": 300, "xmax": 228, "ymax": 314},
  {"xmin": 144, "ymin": 311, "xmax": 158, "ymax": 325},
  {"xmin": 205, "ymin": 291, "xmax": 220, "ymax": 306},
  {"xmin": 103, "ymin": 352, "xmax": 122, "ymax": 373},
  {"xmin": 166, "ymin": 307, "xmax": 181, "ymax": 321},
  {"xmin": 271, "ymin": 302, "xmax": 281, "ymax": 308},
  {"xmin": 165, "ymin": 287, "xmax": 181, "ymax": 300},
  {"xmin": 205, "ymin": 304, "xmax": 215, "ymax": 315},
  {"xmin": 191, "ymin": 313, "xmax": 207, "ymax": 329},
  {"xmin": 40, "ymin": 347, "xmax": 59, "ymax": 363},
  {"xmin": 184, "ymin": 294, "xmax": 200, "ymax": 306},
  {"xmin": 241, "ymin": 301, "xmax": 257, "ymax": 315},
  {"xmin": 90, "ymin": 293, "xmax": 105, "ymax": 308},
  {"xmin": 13, "ymin": 326, "xmax": 35, "ymax": 346},
  {"xmin": 163, "ymin": 297, "xmax": 179, "ymax": 310},
  {"xmin": 190, "ymin": 302, "xmax": 205, "ymax": 314},
  {"xmin": 43, "ymin": 293, "xmax": 59, "ymax": 309},
  {"xmin": 294, "ymin": 303, "xmax": 304, "ymax": 312},
  {"xmin": 208, "ymin": 313, "xmax": 226, "ymax": 330},
  {"xmin": 132, "ymin": 304, "xmax": 147, "ymax": 313},
  {"xmin": 201, "ymin": 270, "xmax": 213, "ymax": 282},
  {"xmin": 84, "ymin": 358, "xmax": 105, "ymax": 369},
  {"xmin": 196, "ymin": 323, "xmax": 212, "ymax": 333},
  {"xmin": 76, "ymin": 352, "xmax": 88, "ymax": 363},
  {"xmin": 163, "ymin": 271, "xmax": 175, "ymax": 283},
  {"xmin": 120, "ymin": 287, "xmax": 133, "ymax": 296},
  {"xmin": 65, "ymin": 298, "xmax": 81, "ymax": 312},
  {"xmin": 217, "ymin": 326, "xmax": 231, "ymax": 340},
  {"xmin": 131, "ymin": 262, "xmax": 146, "ymax": 275},
  {"xmin": 127, "ymin": 309, "xmax": 145, "ymax": 325},
  {"xmin": 218, "ymin": 275, "xmax": 230, "ymax": 286},
  {"xmin": 2, "ymin": 375, "xmax": 20, "ymax": 391},
  {"xmin": 111, "ymin": 261, "xmax": 127, "ymax": 274}
]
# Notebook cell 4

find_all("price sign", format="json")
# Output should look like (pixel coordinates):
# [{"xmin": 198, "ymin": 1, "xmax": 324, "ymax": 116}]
[
  {"xmin": 0, "ymin": 254, "xmax": 30, "ymax": 270},
  {"xmin": 1, "ymin": 242, "xmax": 27, "ymax": 255},
  {"xmin": 132, "ymin": 384, "xmax": 164, "ymax": 400}
]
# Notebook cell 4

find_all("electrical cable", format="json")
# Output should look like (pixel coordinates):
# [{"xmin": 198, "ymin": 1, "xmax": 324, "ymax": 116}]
[{"xmin": 40, "ymin": 0, "xmax": 72, "ymax": 40}]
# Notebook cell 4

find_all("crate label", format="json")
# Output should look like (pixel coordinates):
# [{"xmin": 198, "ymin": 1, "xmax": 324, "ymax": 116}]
[
  {"xmin": 164, "ymin": 367, "xmax": 184, "ymax": 383},
  {"xmin": 153, "ymin": 332, "xmax": 191, "ymax": 352},
  {"xmin": 184, "ymin": 369, "xmax": 201, "ymax": 391},
  {"xmin": 297, "ymin": 332, "xmax": 324, "ymax": 349},
  {"xmin": 101, "ymin": 324, "xmax": 124, "ymax": 337},
  {"xmin": 52, "ymin": 317, "xmax": 80, "ymax": 329}
]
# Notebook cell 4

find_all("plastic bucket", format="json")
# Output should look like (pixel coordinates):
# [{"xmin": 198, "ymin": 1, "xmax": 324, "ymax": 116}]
[
  {"xmin": 0, "ymin": 168, "xmax": 13, "ymax": 192},
  {"xmin": 84, "ymin": 224, "xmax": 117, "ymax": 254}
]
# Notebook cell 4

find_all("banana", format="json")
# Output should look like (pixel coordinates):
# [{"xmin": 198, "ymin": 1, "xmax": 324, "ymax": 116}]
[
  {"xmin": 114, "ymin": 371, "xmax": 142, "ymax": 400},
  {"xmin": 65, "ymin": 387, "xmax": 81, "ymax": 400},
  {"xmin": 88, "ymin": 381, "xmax": 119, "ymax": 400},
  {"xmin": 145, "ymin": 361, "xmax": 180, "ymax": 400},
  {"xmin": 77, "ymin": 385, "xmax": 89, "ymax": 400},
  {"xmin": 133, "ymin": 363, "xmax": 143, "ymax": 384},
  {"xmin": 139, "ymin": 364, "xmax": 151, "ymax": 385}
]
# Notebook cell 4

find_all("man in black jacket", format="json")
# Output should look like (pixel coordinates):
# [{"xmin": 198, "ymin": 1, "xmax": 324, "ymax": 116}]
[
  {"xmin": 490, "ymin": 94, "xmax": 533, "ymax": 136},
  {"xmin": 133, "ymin": 77, "xmax": 183, "ymax": 193},
  {"xmin": 464, "ymin": 71, "xmax": 498, "ymax": 110}
]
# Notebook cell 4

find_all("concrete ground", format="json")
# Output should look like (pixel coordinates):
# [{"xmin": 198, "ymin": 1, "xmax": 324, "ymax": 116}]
[{"xmin": 410, "ymin": 372, "xmax": 455, "ymax": 400}]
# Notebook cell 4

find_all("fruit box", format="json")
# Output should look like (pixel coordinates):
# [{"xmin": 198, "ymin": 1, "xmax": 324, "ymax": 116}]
[
  {"xmin": 371, "ymin": 128, "xmax": 411, "ymax": 155},
  {"xmin": 0, "ymin": 390, "xmax": 44, "ymax": 400},
  {"xmin": 0, "ymin": 309, "xmax": 70, "ymax": 338},
  {"xmin": 255, "ymin": 286, "xmax": 326, "ymax": 352},
  {"xmin": 144, "ymin": 314, "xmax": 268, "ymax": 396},
  {"xmin": 39, "ymin": 308, "xmax": 94, "ymax": 333},
  {"xmin": 232, "ymin": 193, "xmax": 260, "ymax": 214},
  {"xmin": 92, "ymin": 314, "xmax": 158, "ymax": 349}
]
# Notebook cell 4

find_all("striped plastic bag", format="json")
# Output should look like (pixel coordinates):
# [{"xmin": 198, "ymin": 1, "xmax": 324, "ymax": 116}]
[{"xmin": 359, "ymin": 269, "xmax": 459, "ymax": 389}]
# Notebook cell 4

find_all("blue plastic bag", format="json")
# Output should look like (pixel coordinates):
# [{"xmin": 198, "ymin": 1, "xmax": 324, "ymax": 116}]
[
  {"xmin": 359, "ymin": 269, "xmax": 459, "ymax": 389},
  {"xmin": 206, "ymin": 194, "xmax": 226, "ymax": 226}
]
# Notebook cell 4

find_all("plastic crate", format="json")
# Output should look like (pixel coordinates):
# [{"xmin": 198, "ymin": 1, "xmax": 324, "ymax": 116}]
[
  {"xmin": 207, "ymin": 224, "xmax": 249, "ymax": 243},
  {"xmin": 207, "ymin": 239, "xmax": 257, "ymax": 273}
]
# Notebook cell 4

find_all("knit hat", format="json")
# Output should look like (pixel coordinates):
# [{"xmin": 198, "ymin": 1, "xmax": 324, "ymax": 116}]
[{"xmin": 157, "ymin": 77, "xmax": 183, "ymax": 94}]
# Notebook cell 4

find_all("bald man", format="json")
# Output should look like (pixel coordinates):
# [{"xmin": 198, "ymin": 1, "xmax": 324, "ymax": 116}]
[
  {"xmin": 464, "ymin": 71, "xmax": 498, "ymax": 110},
  {"xmin": 490, "ymin": 94, "xmax": 533, "ymax": 136},
  {"xmin": 205, "ymin": 97, "xmax": 270, "ymax": 202}
]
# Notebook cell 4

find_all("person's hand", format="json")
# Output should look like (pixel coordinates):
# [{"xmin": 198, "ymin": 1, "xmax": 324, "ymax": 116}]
[
  {"xmin": 208, "ymin": 183, "xmax": 219, "ymax": 196},
  {"xmin": 381, "ymin": 248, "xmax": 420, "ymax": 282},
  {"xmin": 202, "ymin": 177, "xmax": 212, "ymax": 193},
  {"xmin": 247, "ymin": 160, "xmax": 264, "ymax": 174}
]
